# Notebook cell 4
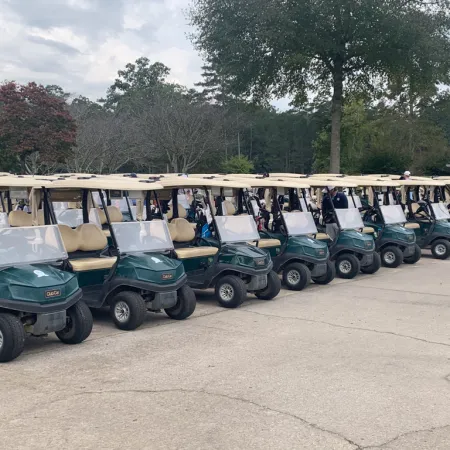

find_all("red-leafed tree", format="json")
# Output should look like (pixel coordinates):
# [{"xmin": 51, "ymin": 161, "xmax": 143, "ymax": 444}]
[{"xmin": 0, "ymin": 82, "xmax": 76, "ymax": 171}]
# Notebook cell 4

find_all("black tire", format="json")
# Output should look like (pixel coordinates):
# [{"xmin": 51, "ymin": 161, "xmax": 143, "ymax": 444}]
[
  {"xmin": 165, "ymin": 285, "xmax": 197, "ymax": 320},
  {"xmin": 360, "ymin": 251, "xmax": 381, "ymax": 274},
  {"xmin": 109, "ymin": 291, "xmax": 146, "ymax": 330},
  {"xmin": 0, "ymin": 313, "xmax": 26, "ymax": 363},
  {"xmin": 215, "ymin": 275, "xmax": 247, "ymax": 308},
  {"xmin": 312, "ymin": 260, "xmax": 336, "ymax": 285},
  {"xmin": 431, "ymin": 239, "xmax": 450, "ymax": 260},
  {"xmin": 56, "ymin": 301, "xmax": 93, "ymax": 345},
  {"xmin": 255, "ymin": 270, "xmax": 282, "ymax": 300},
  {"xmin": 282, "ymin": 262, "xmax": 311, "ymax": 291},
  {"xmin": 404, "ymin": 244, "xmax": 422, "ymax": 264},
  {"xmin": 335, "ymin": 253, "xmax": 361, "ymax": 279},
  {"xmin": 380, "ymin": 246, "xmax": 404, "ymax": 268}
]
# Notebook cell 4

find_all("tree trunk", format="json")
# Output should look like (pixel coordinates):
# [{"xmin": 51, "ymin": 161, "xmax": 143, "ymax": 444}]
[{"xmin": 330, "ymin": 65, "xmax": 344, "ymax": 173}]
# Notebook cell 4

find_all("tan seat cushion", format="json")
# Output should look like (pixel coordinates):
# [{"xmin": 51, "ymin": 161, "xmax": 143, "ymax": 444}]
[
  {"xmin": 172, "ymin": 218, "xmax": 195, "ymax": 243},
  {"xmin": 248, "ymin": 239, "xmax": 281, "ymax": 248},
  {"xmin": 176, "ymin": 247, "xmax": 218, "ymax": 259},
  {"xmin": 223, "ymin": 200, "xmax": 236, "ymax": 216},
  {"xmin": 9, "ymin": 211, "xmax": 32, "ymax": 227},
  {"xmin": 315, "ymin": 233, "xmax": 331, "ymax": 240},
  {"xmin": 190, "ymin": 223, "xmax": 197, "ymax": 229},
  {"xmin": 103, "ymin": 229, "xmax": 111, "ymax": 237},
  {"xmin": 107, "ymin": 205, "xmax": 123, "ymax": 223},
  {"xmin": 58, "ymin": 225, "xmax": 81, "ymax": 253},
  {"xmin": 97, "ymin": 208, "xmax": 107, "ymax": 225},
  {"xmin": 76, "ymin": 223, "xmax": 108, "ymax": 251},
  {"xmin": 363, "ymin": 227, "xmax": 375, "ymax": 234},
  {"xmin": 70, "ymin": 257, "xmax": 117, "ymax": 272},
  {"xmin": 167, "ymin": 222, "xmax": 178, "ymax": 241},
  {"xmin": 167, "ymin": 205, "xmax": 187, "ymax": 220},
  {"xmin": 37, "ymin": 209, "xmax": 45, "ymax": 225},
  {"xmin": 404, "ymin": 222, "xmax": 420, "ymax": 230}
]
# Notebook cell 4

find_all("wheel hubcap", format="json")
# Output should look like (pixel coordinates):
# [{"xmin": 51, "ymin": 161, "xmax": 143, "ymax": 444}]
[
  {"xmin": 435, "ymin": 244, "xmax": 446, "ymax": 256},
  {"xmin": 287, "ymin": 270, "xmax": 300, "ymax": 285},
  {"xmin": 0, "ymin": 329, "xmax": 3, "ymax": 350},
  {"xmin": 384, "ymin": 251, "xmax": 396, "ymax": 264},
  {"xmin": 114, "ymin": 301, "xmax": 131, "ymax": 323},
  {"xmin": 219, "ymin": 284, "xmax": 234, "ymax": 301},
  {"xmin": 339, "ymin": 260, "xmax": 352, "ymax": 274}
]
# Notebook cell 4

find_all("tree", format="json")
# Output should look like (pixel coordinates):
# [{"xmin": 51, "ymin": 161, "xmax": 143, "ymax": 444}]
[
  {"xmin": 0, "ymin": 81, "xmax": 76, "ymax": 170},
  {"xmin": 189, "ymin": 0, "xmax": 450, "ymax": 172},
  {"xmin": 101, "ymin": 57, "xmax": 171, "ymax": 110},
  {"xmin": 222, "ymin": 155, "xmax": 254, "ymax": 174}
]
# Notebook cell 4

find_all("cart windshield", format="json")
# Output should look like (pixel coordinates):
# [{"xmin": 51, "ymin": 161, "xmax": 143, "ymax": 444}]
[
  {"xmin": 0, "ymin": 225, "xmax": 67, "ymax": 268},
  {"xmin": 215, "ymin": 215, "xmax": 260, "ymax": 243},
  {"xmin": 283, "ymin": 211, "xmax": 318, "ymax": 235},
  {"xmin": 54, "ymin": 208, "xmax": 101, "ymax": 228},
  {"xmin": 335, "ymin": 208, "xmax": 364, "ymax": 230},
  {"xmin": 111, "ymin": 220, "xmax": 174, "ymax": 254},
  {"xmin": 431, "ymin": 202, "xmax": 450, "ymax": 221},
  {"xmin": 380, "ymin": 205, "xmax": 407, "ymax": 225}
]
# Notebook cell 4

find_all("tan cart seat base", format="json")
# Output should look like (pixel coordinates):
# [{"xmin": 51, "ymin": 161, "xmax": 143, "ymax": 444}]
[
  {"xmin": 176, "ymin": 247, "xmax": 218, "ymax": 259},
  {"xmin": 315, "ymin": 233, "xmax": 331, "ymax": 240},
  {"xmin": 362, "ymin": 227, "xmax": 375, "ymax": 234},
  {"xmin": 248, "ymin": 239, "xmax": 281, "ymax": 248},
  {"xmin": 404, "ymin": 222, "xmax": 420, "ymax": 230},
  {"xmin": 70, "ymin": 257, "xmax": 117, "ymax": 272}
]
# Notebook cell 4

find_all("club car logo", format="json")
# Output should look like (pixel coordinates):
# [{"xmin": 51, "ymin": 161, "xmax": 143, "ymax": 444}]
[
  {"xmin": 161, "ymin": 273, "xmax": 173, "ymax": 280},
  {"xmin": 255, "ymin": 258, "xmax": 266, "ymax": 266},
  {"xmin": 45, "ymin": 289, "xmax": 61, "ymax": 298}
]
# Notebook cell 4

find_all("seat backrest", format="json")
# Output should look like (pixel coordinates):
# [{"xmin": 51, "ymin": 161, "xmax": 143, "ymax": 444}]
[
  {"xmin": 107, "ymin": 205, "xmax": 123, "ymax": 223},
  {"xmin": 58, "ymin": 224, "xmax": 81, "ymax": 253},
  {"xmin": 76, "ymin": 223, "xmax": 108, "ymax": 251},
  {"xmin": 37, "ymin": 209, "xmax": 45, "ymax": 226},
  {"xmin": 411, "ymin": 203, "xmax": 420, "ymax": 213},
  {"xmin": 97, "ymin": 208, "xmax": 107, "ymax": 225},
  {"xmin": 222, "ymin": 200, "xmax": 236, "ymax": 216},
  {"xmin": 172, "ymin": 218, "xmax": 195, "ymax": 242},
  {"xmin": 167, "ymin": 222, "xmax": 178, "ymax": 241},
  {"xmin": 9, "ymin": 211, "xmax": 32, "ymax": 227},
  {"xmin": 167, "ymin": 204, "xmax": 187, "ymax": 220}
]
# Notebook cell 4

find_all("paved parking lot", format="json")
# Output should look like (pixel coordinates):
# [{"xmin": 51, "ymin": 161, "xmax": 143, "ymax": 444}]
[{"xmin": 1, "ymin": 253, "xmax": 450, "ymax": 449}]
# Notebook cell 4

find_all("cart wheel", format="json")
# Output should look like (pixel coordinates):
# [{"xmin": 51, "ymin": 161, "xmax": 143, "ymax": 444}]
[
  {"xmin": 165, "ymin": 285, "xmax": 196, "ymax": 320},
  {"xmin": 381, "ymin": 246, "xmax": 403, "ymax": 268},
  {"xmin": 312, "ymin": 260, "xmax": 336, "ymax": 285},
  {"xmin": 109, "ymin": 291, "xmax": 146, "ymax": 330},
  {"xmin": 56, "ymin": 301, "xmax": 93, "ymax": 345},
  {"xmin": 255, "ymin": 270, "xmax": 282, "ymax": 300},
  {"xmin": 215, "ymin": 275, "xmax": 246, "ymax": 308},
  {"xmin": 431, "ymin": 239, "xmax": 450, "ymax": 260},
  {"xmin": 403, "ymin": 244, "xmax": 422, "ymax": 264},
  {"xmin": 0, "ymin": 313, "xmax": 25, "ymax": 363},
  {"xmin": 360, "ymin": 252, "xmax": 381, "ymax": 274},
  {"xmin": 282, "ymin": 262, "xmax": 311, "ymax": 291},
  {"xmin": 335, "ymin": 254, "xmax": 360, "ymax": 279}
]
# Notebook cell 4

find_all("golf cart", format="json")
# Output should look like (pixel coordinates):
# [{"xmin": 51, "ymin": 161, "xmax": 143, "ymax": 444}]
[
  {"xmin": 345, "ymin": 176, "xmax": 421, "ymax": 266},
  {"xmin": 40, "ymin": 176, "xmax": 196, "ymax": 331},
  {"xmin": 149, "ymin": 177, "xmax": 281, "ymax": 308},
  {"xmin": 220, "ymin": 176, "xmax": 335, "ymax": 289},
  {"xmin": 306, "ymin": 178, "xmax": 380, "ymax": 279},
  {"xmin": 400, "ymin": 179, "xmax": 450, "ymax": 259},
  {"xmin": 0, "ymin": 176, "xmax": 93, "ymax": 362}
]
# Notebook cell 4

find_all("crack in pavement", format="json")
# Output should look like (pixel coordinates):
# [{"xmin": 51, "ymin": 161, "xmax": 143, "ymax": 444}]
[
  {"xmin": 24, "ymin": 387, "xmax": 361, "ymax": 449},
  {"xmin": 240, "ymin": 310, "xmax": 450, "ymax": 349},
  {"xmin": 362, "ymin": 424, "xmax": 450, "ymax": 449}
]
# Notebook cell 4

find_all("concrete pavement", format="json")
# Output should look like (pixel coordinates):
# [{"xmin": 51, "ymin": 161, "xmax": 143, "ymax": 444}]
[{"xmin": 1, "ymin": 254, "xmax": 450, "ymax": 449}]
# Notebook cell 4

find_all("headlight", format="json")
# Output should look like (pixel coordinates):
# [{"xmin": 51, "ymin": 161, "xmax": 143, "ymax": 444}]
[{"xmin": 254, "ymin": 258, "xmax": 266, "ymax": 266}]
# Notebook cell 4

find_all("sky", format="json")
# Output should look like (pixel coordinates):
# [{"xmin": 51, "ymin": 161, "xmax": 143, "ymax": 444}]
[{"xmin": 0, "ymin": 0, "xmax": 290, "ymax": 109}]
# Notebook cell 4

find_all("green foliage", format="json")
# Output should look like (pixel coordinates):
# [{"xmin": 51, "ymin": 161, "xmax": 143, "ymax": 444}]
[
  {"xmin": 222, "ymin": 155, "xmax": 254, "ymax": 174},
  {"xmin": 190, "ymin": 0, "xmax": 450, "ymax": 171}
]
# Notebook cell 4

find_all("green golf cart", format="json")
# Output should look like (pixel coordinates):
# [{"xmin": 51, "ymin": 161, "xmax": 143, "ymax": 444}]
[
  {"xmin": 401, "ymin": 179, "xmax": 450, "ymax": 259},
  {"xmin": 217, "ymin": 176, "xmax": 335, "ymax": 290},
  {"xmin": 342, "ymin": 176, "xmax": 421, "ymax": 267},
  {"xmin": 306, "ymin": 178, "xmax": 380, "ymax": 279},
  {"xmin": 143, "ymin": 176, "xmax": 281, "ymax": 308},
  {"xmin": 40, "ymin": 176, "xmax": 196, "ymax": 331},
  {"xmin": 0, "ymin": 176, "xmax": 93, "ymax": 362}
]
